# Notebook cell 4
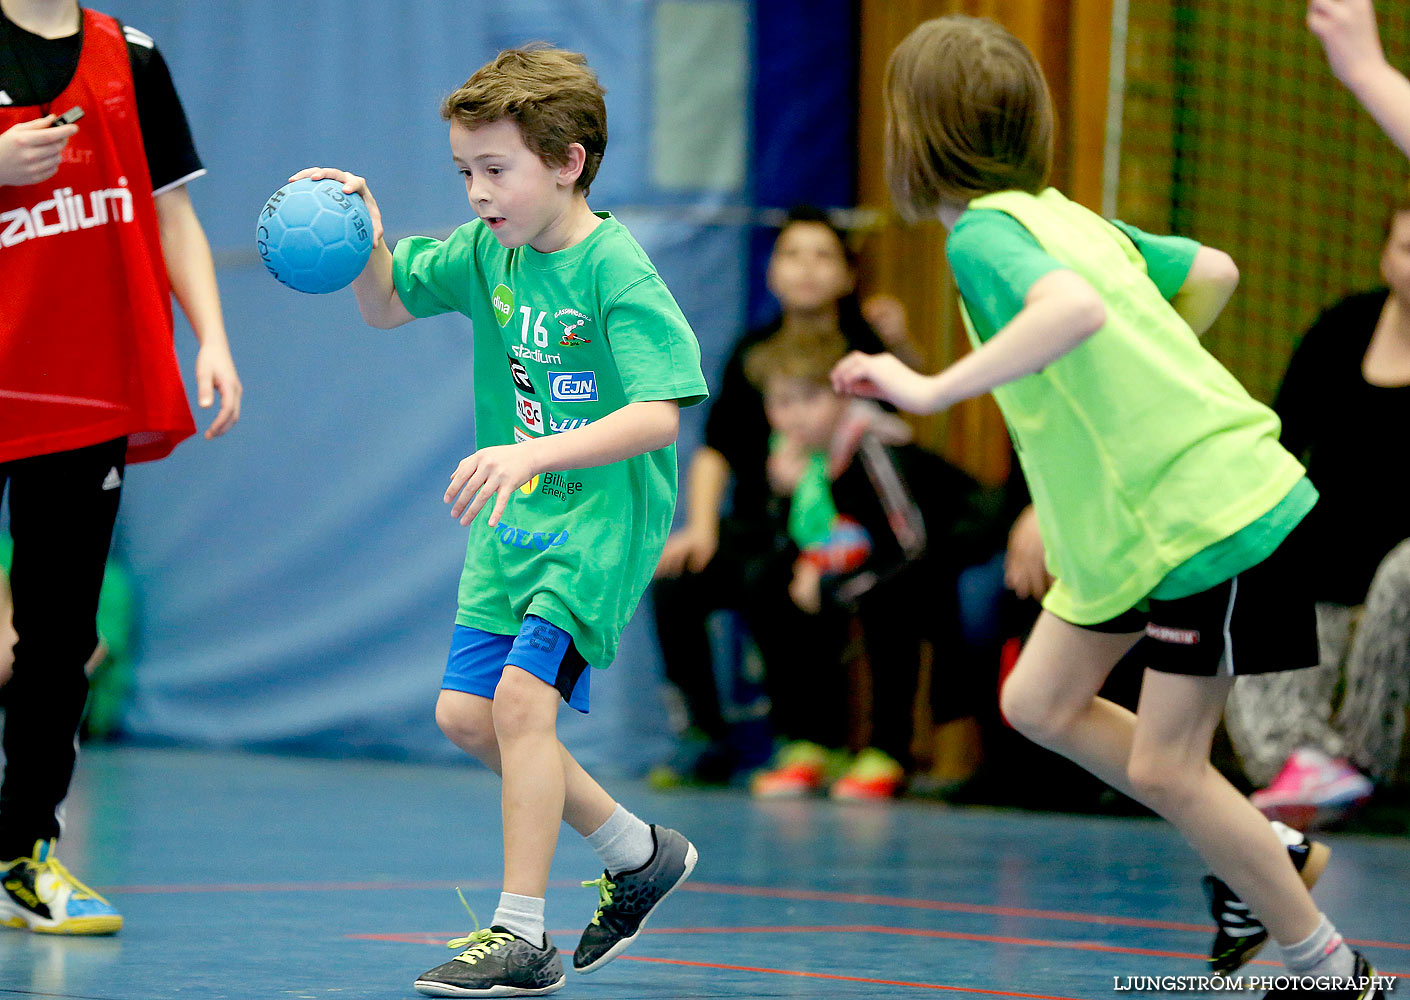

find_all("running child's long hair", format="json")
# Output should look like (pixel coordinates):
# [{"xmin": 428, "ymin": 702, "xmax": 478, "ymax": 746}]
[{"xmin": 883, "ymin": 15, "xmax": 1054, "ymax": 221}]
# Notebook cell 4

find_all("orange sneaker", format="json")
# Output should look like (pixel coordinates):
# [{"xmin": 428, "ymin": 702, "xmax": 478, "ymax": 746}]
[
  {"xmin": 830, "ymin": 748, "xmax": 905, "ymax": 800},
  {"xmin": 750, "ymin": 741, "xmax": 836, "ymax": 798}
]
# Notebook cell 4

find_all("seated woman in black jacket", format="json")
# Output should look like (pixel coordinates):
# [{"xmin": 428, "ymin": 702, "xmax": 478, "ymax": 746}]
[{"xmin": 651, "ymin": 207, "xmax": 905, "ymax": 784}]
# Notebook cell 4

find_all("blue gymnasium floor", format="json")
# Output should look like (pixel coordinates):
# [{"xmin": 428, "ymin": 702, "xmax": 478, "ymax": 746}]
[{"xmin": 2, "ymin": 747, "xmax": 1407, "ymax": 1000}]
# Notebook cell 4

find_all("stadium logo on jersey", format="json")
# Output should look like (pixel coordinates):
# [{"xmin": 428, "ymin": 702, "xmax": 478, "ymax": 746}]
[
  {"xmin": 492, "ymin": 284, "xmax": 515, "ymax": 327},
  {"xmin": 1, "ymin": 181, "xmax": 134, "ymax": 250},
  {"xmin": 549, "ymin": 371, "xmax": 598, "ymax": 402},
  {"xmin": 507, "ymin": 355, "xmax": 535, "ymax": 394},
  {"xmin": 549, "ymin": 416, "xmax": 592, "ymax": 434},
  {"xmin": 511, "ymin": 345, "xmax": 562, "ymax": 365},
  {"xmin": 515, "ymin": 391, "xmax": 544, "ymax": 433},
  {"xmin": 555, "ymin": 308, "xmax": 593, "ymax": 346}
]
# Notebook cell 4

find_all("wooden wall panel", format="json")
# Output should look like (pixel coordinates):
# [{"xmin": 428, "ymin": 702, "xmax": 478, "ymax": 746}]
[{"xmin": 854, "ymin": 0, "xmax": 1112, "ymax": 484}]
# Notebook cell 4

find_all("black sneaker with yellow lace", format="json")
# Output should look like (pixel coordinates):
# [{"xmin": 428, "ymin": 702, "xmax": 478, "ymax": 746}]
[
  {"xmin": 573, "ymin": 825, "xmax": 697, "ymax": 973},
  {"xmin": 413, "ymin": 924, "xmax": 565, "ymax": 997}
]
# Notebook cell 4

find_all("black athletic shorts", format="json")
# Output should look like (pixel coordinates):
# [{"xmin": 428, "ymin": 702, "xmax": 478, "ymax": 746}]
[{"xmin": 1076, "ymin": 517, "xmax": 1319, "ymax": 677}]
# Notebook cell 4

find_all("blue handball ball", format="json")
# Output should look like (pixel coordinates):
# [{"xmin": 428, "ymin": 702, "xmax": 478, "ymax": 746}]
[{"xmin": 255, "ymin": 177, "xmax": 373, "ymax": 294}]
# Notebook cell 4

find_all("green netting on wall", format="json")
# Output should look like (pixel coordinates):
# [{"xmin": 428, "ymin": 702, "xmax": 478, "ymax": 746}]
[{"xmin": 1117, "ymin": 1, "xmax": 1409, "ymax": 401}]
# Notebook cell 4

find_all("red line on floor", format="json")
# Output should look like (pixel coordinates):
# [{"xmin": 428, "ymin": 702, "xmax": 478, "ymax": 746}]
[
  {"xmin": 349, "ymin": 924, "xmax": 1199, "ymax": 960},
  {"xmin": 103, "ymin": 879, "xmax": 500, "ymax": 894},
  {"xmin": 680, "ymin": 881, "xmax": 1208, "ymax": 932},
  {"xmin": 678, "ymin": 881, "xmax": 1410, "ymax": 953},
  {"xmin": 345, "ymin": 925, "xmax": 1408, "ymax": 977},
  {"xmin": 99, "ymin": 876, "xmax": 1409, "ymax": 956},
  {"xmin": 614, "ymin": 954, "xmax": 1099, "ymax": 999}
]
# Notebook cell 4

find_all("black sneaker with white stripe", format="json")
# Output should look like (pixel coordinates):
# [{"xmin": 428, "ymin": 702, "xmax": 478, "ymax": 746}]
[{"xmin": 1205, "ymin": 821, "xmax": 1330, "ymax": 974}]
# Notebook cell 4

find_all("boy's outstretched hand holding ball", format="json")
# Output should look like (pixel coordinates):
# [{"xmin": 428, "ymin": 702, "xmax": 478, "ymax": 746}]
[{"xmin": 254, "ymin": 168, "xmax": 380, "ymax": 294}]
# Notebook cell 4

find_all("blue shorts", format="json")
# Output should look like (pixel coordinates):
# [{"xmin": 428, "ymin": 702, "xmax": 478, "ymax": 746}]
[{"xmin": 442, "ymin": 615, "xmax": 591, "ymax": 713}]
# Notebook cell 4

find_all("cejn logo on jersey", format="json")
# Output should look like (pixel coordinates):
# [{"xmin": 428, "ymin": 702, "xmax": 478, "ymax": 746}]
[
  {"xmin": 515, "ymin": 390, "xmax": 544, "ymax": 433},
  {"xmin": 549, "ymin": 371, "xmax": 598, "ymax": 402},
  {"xmin": 1, "ymin": 179, "xmax": 134, "ymax": 249}
]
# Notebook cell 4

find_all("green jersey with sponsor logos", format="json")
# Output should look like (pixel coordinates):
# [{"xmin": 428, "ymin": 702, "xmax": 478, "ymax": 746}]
[{"xmin": 392, "ymin": 213, "xmax": 708, "ymax": 667}]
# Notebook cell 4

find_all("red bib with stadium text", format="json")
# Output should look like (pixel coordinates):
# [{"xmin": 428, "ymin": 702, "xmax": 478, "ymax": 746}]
[{"xmin": 0, "ymin": 8, "xmax": 194, "ymax": 465}]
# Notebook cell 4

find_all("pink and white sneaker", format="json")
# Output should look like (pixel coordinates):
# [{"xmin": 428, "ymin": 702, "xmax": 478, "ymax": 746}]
[{"xmin": 1250, "ymin": 747, "xmax": 1373, "ymax": 829}]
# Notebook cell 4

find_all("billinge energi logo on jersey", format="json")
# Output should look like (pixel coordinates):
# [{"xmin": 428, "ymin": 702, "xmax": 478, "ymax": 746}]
[{"xmin": 549, "ymin": 371, "xmax": 598, "ymax": 402}]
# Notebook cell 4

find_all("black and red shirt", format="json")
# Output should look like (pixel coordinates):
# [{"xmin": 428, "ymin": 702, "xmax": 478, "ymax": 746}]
[
  {"xmin": 0, "ymin": 7, "xmax": 202, "ymax": 194},
  {"xmin": 0, "ymin": 7, "xmax": 199, "ymax": 463}
]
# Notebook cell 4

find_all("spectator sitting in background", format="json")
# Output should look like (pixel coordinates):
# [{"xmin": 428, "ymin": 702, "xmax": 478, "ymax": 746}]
[
  {"xmin": 651, "ymin": 206, "xmax": 913, "ymax": 784},
  {"xmin": 743, "ymin": 334, "xmax": 993, "ymax": 799},
  {"xmin": 1222, "ymin": 199, "xmax": 1410, "ymax": 827}
]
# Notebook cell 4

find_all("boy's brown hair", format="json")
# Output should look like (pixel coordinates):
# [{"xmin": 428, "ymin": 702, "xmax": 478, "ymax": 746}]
[
  {"xmin": 744, "ymin": 324, "xmax": 849, "ymax": 392},
  {"xmin": 883, "ymin": 15, "xmax": 1053, "ymax": 220},
  {"xmin": 441, "ymin": 45, "xmax": 608, "ymax": 195}
]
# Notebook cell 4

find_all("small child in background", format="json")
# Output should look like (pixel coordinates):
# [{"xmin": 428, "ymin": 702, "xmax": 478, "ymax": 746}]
[{"xmin": 745, "ymin": 333, "xmax": 991, "ymax": 800}]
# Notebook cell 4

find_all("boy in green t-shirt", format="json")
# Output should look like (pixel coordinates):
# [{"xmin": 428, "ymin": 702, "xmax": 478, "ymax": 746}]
[
  {"xmin": 292, "ymin": 45, "xmax": 708, "ymax": 998},
  {"xmin": 832, "ymin": 15, "xmax": 1385, "ymax": 999}
]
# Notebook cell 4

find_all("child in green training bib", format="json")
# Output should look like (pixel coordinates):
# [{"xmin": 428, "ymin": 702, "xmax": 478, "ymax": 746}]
[
  {"xmin": 832, "ymin": 16, "xmax": 1383, "ymax": 999},
  {"xmin": 292, "ymin": 44, "xmax": 708, "ymax": 999}
]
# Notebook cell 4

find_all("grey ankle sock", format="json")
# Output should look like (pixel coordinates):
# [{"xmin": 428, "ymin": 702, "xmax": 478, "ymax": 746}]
[
  {"xmin": 491, "ymin": 891, "xmax": 545, "ymax": 947},
  {"xmin": 585, "ymin": 804, "xmax": 655, "ymax": 875},
  {"xmin": 1279, "ymin": 914, "xmax": 1355, "ymax": 979}
]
